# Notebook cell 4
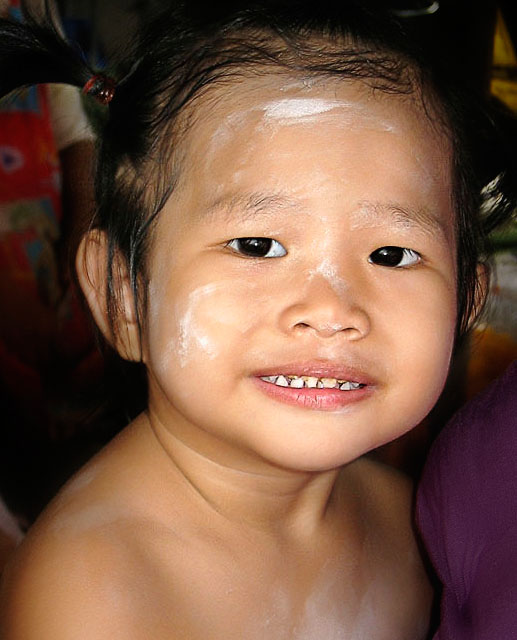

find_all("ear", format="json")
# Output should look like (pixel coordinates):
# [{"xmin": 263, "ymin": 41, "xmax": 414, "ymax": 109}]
[
  {"xmin": 76, "ymin": 229, "xmax": 142, "ymax": 362},
  {"xmin": 471, "ymin": 261, "xmax": 490, "ymax": 326}
]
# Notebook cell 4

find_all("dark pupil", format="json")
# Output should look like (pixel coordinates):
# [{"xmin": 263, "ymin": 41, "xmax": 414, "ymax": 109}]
[
  {"xmin": 371, "ymin": 246, "xmax": 404, "ymax": 266},
  {"xmin": 238, "ymin": 238, "xmax": 272, "ymax": 256}
]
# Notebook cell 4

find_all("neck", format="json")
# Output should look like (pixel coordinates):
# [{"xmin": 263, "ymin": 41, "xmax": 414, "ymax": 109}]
[{"xmin": 145, "ymin": 409, "xmax": 342, "ymax": 539}]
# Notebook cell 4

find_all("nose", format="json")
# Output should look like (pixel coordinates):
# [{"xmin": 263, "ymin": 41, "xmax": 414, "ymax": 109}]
[{"xmin": 278, "ymin": 271, "xmax": 370, "ymax": 340}]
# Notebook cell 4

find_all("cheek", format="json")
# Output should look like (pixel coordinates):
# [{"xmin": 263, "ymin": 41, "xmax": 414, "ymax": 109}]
[
  {"xmin": 145, "ymin": 279, "xmax": 271, "ymax": 376},
  {"xmin": 409, "ymin": 287, "xmax": 456, "ymax": 363},
  {"xmin": 389, "ymin": 277, "xmax": 457, "ymax": 415}
]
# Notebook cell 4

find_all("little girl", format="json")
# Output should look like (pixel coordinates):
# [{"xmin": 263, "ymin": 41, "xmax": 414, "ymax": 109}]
[{"xmin": 0, "ymin": 2, "xmax": 514, "ymax": 638}]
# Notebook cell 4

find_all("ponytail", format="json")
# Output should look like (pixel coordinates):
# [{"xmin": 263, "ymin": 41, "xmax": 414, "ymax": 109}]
[{"xmin": 0, "ymin": 1, "xmax": 94, "ymax": 100}]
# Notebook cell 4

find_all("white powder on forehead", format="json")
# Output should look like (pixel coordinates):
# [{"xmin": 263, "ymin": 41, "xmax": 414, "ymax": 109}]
[
  {"xmin": 208, "ymin": 99, "xmax": 339, "ymax": 146},
  {"xmin": 261, "ymin": 98, "xmax": 397, "ymax": 133},
  {"xmin": 203, "ymin": 96, "xmax": 400, "ymax": 174},
  {"xmin": 263, "ymin": 98, "xmax": 338, "ymax": 120}
]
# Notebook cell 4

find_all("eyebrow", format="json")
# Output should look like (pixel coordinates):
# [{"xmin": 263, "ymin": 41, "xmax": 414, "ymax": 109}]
[
  {"xmin": 204, "ymin": 192, "xmax": 301, "ymax": 223},
  {"xmin": 351, "ymin": 201, "xmax": 450, "ymax": 238}
]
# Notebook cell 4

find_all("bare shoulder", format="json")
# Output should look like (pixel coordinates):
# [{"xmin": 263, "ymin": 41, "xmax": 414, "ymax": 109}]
[
  {"xmin": 0, "ymin": 515, "xmax": 140, "ymax": 639},
  {"xmin": 0, "ymin": 416, "xmax": 179, "ymax": 639}
]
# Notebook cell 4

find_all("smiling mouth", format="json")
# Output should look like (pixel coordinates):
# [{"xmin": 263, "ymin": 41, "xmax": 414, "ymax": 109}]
[{"xmin": 259, "ymin": 375, "xmax": 365, "ymax": 391}]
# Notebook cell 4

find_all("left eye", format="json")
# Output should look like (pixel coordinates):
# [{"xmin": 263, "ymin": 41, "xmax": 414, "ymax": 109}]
[
  {"xmin": 226, "ymin": 237, "xmax": 287, "ymax": 258},
  {"xmin": 368, "ymin": 246, "xmax": 421, "ymax": 268}
]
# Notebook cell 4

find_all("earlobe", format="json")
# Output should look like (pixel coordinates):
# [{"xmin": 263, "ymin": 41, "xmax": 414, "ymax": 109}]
[{"xmin": 75, "ymin": 230, "xmax": 142, "ymax": 362}]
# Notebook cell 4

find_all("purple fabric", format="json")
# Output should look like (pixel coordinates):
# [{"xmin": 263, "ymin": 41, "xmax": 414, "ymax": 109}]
[{"xmin": 417, "ymin": 360, "xmax": 517, "ymax": 639}]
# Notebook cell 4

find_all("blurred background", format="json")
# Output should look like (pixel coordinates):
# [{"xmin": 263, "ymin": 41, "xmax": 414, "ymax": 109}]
[{"xmin": 0, "ymin": 0, "xmax": 516, "ymax": 543}]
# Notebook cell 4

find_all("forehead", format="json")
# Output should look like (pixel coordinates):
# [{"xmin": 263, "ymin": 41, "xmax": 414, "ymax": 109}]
[{"xmin": 172, "ymin": 73, "xmax": 454, "ymax": 230}]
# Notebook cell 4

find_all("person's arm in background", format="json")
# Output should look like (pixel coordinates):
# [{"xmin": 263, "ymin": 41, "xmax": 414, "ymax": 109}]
[
  {"xmin": 1, "ymin": 0, "xmax": 97, "ymax": 277},
  {"xmin": 48, "ymin": 83, "xmax": 96, "ymax": 278},
  {"xmin": 27, "ymin": 0, "xmax": 96, "ymax": 276}
]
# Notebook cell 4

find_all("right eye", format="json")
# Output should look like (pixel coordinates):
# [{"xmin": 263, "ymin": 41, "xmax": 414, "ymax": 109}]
[
  {"xmin": 226, "ymin": 237, "xmax": 287, "ymax": 258},
  {"xmin": 368, "ymin": 246, "xmax": 421, "ymax": 268}
]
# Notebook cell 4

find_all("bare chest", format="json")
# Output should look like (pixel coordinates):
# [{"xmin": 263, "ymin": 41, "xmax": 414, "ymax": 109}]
[{"xmin": 129, "ymin": 535, "xmax": 429, "ymax": 640}]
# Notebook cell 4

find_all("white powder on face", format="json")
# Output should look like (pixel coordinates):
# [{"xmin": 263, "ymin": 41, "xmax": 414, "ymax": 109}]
[
  {"xmin": 150, "ymin": 278, "xmax": 265, "ymax": 375},
  {"xmin": 204, "ymin": 100, "xmax": 339, "ymax": 167},
  {"xmin": 203, "ymin": 94, "xmax": 401, "ymax": 188},
  {"xmin": 263, "ymin": 98, "xmax": 338, "ymax": 120},
  {"xmin": 149, "ymin": 283, "xmax": 221, "ymax": 373},
  {"xmin": 307, "ymin": 257, "xmax": 348, "ymax": 297},
  {"xmin": 176, "ymin": 284, "xmax": 221, "ymax": 368},
  {"xmin": 260, "ymin": 98, "xmax": 397, "ymax": 133},
  {"xmin": 349, "ymin": 202, "xmax": 388, "ymax": 231}
]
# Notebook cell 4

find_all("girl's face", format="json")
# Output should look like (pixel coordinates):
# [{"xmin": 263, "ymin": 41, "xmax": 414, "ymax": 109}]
[{"xmin": 141, "ymin": 76, "xmax": 457, "ymax": 472}]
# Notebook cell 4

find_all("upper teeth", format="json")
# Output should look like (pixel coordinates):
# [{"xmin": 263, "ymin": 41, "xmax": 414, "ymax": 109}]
[{"xmin": 260, "ymin": 375, "xmax": 363, "ymax": 390}]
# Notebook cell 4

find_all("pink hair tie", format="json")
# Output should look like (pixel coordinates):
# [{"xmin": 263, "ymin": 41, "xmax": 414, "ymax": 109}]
[{"xmin": 82, "ymin": 74, "xmax": 116, "ymax": 105}]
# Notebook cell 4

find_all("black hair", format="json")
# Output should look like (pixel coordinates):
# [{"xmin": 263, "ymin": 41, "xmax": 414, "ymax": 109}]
[{"xmin": 1, "ymin": 0, "xmax": 515, "ymax": 348}]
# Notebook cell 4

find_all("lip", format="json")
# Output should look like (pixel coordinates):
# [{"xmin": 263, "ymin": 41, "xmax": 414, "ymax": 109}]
[{"xmin": 251, "ymin": 361, "xmax": 376, "ymax": 412}]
